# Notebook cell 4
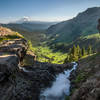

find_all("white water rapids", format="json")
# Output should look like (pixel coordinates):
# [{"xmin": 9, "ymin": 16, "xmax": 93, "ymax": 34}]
[
  {"xmin": 19, "ymin": 66, "xmax": 30, "ymax": 72},
  {"xmin": 40, "ymin": 62, "xmax": 78, "ymax": 100}
]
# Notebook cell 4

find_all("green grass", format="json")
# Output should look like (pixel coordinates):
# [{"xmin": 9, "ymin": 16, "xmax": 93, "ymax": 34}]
[
  {"xmin": 82, "ymin": 33, "xmax": 100, "ymax": 39},
  {"xmin": 0, "ymin": 32, "xmax": 24, "ymax": 43},
  {"xmin": 79, "ymin": 53, "xmax": 98, "ymax": 63},
  {"xmin": 28, "ymin": 41, "xmax": 67, "ymax": 64}
]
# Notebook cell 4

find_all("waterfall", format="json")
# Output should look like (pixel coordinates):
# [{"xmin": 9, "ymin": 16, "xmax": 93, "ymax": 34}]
[
  {"xmin": 18, "ymin": 64, "xmax": 31, "ymax": 72},
  {"xmin": 40, "ymin": 62, "xmax": 78, "ymax": 100}
]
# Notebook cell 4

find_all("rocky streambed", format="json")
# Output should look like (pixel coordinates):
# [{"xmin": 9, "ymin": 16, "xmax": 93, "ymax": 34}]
[{"xmin": 40, "ymin": 62, "xmax": 78, "ymax": 100}]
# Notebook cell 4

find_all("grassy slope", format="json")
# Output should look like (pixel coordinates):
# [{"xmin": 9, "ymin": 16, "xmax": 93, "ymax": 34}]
[
  {"xmin": 46, "ymin": 7, "xmax": 100, "ymax": 44},
  {"xmin": 28, "ymin": 41, "xmax": 67, "ymax": 64},
  {"xmin": 67, "ymin": 53, "xmax": 100, "ymax": 100},
  {"xmin": 2, "ymin": 23, "xmax": 50, "ymax": 46},
  {"xmin": 72, "ymin": 33, "xmax": 100, "ymax": 50},
  {"xmin": 21, "ymin": 32, "xmax": 100, "ymax": 65},
  {"xmin": 0, "ymin": 27, "xmax": 24, "ymax": 42},
  {"xmin": 48, "ymin": 33, "xmax": 100, "ymax": 52},
  {"xmin": 82, "ymin": 33, "xmax": 100, "ymax": 39},
  {"xmin": 3, "ymin": 27, "xmax": 46, "ymax": 46}
]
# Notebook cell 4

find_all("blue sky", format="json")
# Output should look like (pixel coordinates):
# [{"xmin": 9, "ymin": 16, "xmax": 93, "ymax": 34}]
[{"xmin": 0, "ymin": 0, "xmax": 100, "ymax": 23}]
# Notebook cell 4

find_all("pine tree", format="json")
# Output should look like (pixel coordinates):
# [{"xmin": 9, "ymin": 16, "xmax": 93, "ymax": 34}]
[
  {"xmin": 69, "ymin": 48, "xmax": 72, "ymax": 55},
  {"xmin": 71, "ymin": 45, "xmax": 77, "ymax": 56},
  {"xmin": 70, "ymin": 45, "xmax": 79, "ymax": 61},
  {"xmin": 79, "ymin": 48, "xmax": 82, "ymax": 58},
  {"xmin": 87, "ymin": 45, "xmax": 92, "ymax": 55},
  {"xmin": 82, "ymin": 47, "xmax": 86, "ymax": 56},
  {"xmin": 64, "ymin": 55, "xmax": 70, "ymax": 63},
  {"xmin": 76, "ymin": 45, "xmax": 82, "ymax": 57},
  {"xmin": 77, "ymin": 45, "xmax": 80, "ymax": 54},
  {"xmin": 93, "ymin": 48, "xmax": 97, "ymax": 53}
]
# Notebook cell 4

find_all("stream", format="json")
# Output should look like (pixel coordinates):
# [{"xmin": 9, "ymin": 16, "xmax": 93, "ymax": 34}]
[{"xmin": 40, "ymin": 62, "xmax": 78, "ymax": 100}]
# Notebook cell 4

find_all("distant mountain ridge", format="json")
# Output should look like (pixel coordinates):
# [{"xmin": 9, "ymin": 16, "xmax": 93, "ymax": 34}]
[
  {"xmin": 1, "ymin": 19, "xmax": 58, "ymax": 46},
  {"xmin": 2, "ymin": 20, "xmax": 58, "ymax": 31},
  {"xmin": 46, "ymin": 7, "xmax": 100, "ymax": 44},
  {"xmin": 1, "ymin": 7, "xmax": 100, "ymax": 48},
  {"xmin": 10, "ymin": 17, "xmax": 58, "ymax": 25}
]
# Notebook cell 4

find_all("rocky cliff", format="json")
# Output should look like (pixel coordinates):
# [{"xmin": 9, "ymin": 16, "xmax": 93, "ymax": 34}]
[
  {"xmin": 0, "ymin": 38, "xmax": 28, "ymax": 100},
  {"xmin": 0, "ymin": 28, "xmax": 73, "ymax": 100}
]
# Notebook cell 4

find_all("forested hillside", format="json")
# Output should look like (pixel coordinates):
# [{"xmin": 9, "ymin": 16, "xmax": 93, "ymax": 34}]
[{"xmin": 46, "ymin": 7, "xmax": 100, "ymax": 48}]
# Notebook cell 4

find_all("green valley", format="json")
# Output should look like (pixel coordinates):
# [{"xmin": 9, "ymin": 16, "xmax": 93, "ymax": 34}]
[
  {"xmin": 0, "ymin": 1, "xmax": 100, "ymax": 100},
  {"xmin": 1, "ymin": 7, "xmax": 100, "ymax": 65}
]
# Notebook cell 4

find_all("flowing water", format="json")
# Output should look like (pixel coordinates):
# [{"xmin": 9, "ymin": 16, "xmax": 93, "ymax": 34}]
[
  {"xmin": 40, "ymin": 62, "xmax": 78, "ymax": 100},
  {"xmin": 19, "ymin": 66, "xmax": 30, "ymax": 72}
]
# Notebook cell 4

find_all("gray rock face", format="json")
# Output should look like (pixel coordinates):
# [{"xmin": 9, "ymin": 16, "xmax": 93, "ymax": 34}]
[
  {"xmin": 0, "ymin": 38, "xmax": 28, "ymax": 100},
  {"xmin": 0, "ymin": 54, "xmax": 19, "ymax": 81},
  {"xmin": 0, "ymin": 38, "xmax": 28, "ymax": 83}
]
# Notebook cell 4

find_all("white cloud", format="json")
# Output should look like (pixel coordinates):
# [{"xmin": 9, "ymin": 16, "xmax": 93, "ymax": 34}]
[{"xmin": 0, "ymin": 16, "xmax": 73, "ymax": 24}]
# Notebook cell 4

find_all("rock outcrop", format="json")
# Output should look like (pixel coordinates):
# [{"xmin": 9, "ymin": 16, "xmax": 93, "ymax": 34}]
[
  {"xmin": 0, "ymin": 38, "xmax": 28, "ymax": 61},
  {"xmin": 0, "ymin": 38, "xmax": 28, "ymax": 100}
]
